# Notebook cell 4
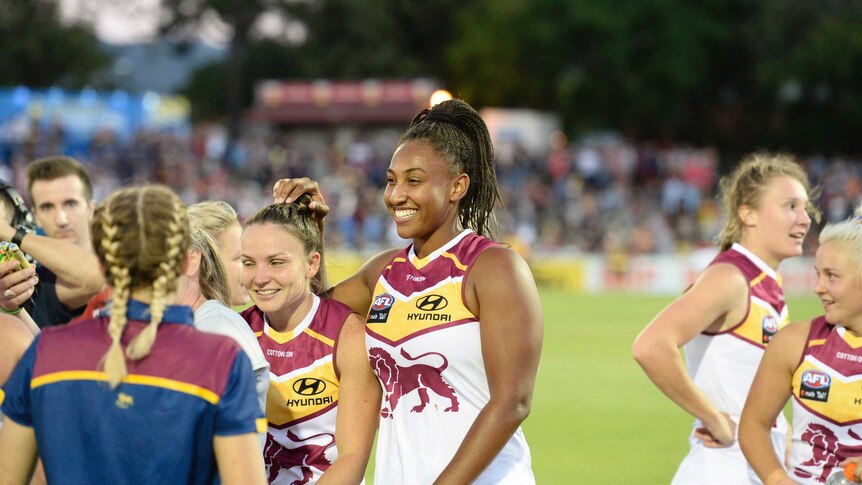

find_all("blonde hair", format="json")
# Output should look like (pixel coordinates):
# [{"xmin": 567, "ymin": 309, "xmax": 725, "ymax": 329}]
[
  {"xmin": 819, "ymin": 207, "xmax": 862, "ymax": 276},
  {"xmin": 91, "ymin": 185, "xmax": 190, "ymax": 388},
  {"xmin": 188, "ymin": 219, "xmax": 230, "ymax": 306},
  {"xmin": 187, "ymin": 200, "xmax": 240, "ymax": 242},
  {"xmin": 716, "ymin": 153, "xmax": 821, "ymax": 251}
]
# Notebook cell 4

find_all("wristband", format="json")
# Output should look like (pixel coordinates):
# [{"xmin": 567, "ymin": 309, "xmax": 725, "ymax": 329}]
[
  {"xmin": 11, "ymin": 227, "xmax": 27, "ymax": 247},
  {"xmin": 0, "ymin": 305, "xmax": 22, "ymax": 315}
]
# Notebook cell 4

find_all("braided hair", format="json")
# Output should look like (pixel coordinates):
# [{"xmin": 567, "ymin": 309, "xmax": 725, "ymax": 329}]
[
  {"xmin": 91, "ymin": 185, "xmax": 190, "ymax": 388},
  {"xmin": 399, "ymin": 99, "xmax": 501, "ymax": 238}
]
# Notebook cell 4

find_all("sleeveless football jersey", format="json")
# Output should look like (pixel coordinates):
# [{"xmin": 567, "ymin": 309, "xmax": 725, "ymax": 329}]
[
  {"xmin": 673, "ymin": 243, "xmax": 789, "ymax": 485},
  {"xmin": 242, "ymin": 295, "xmax": 353, "ymax": 485},
  {"xmin": 788, "ymin": 316, "xmax": 862, "ymax": 485},
  {"xmin": 366, "ymin": 229, "xmax": 535, "ymax": 485}
]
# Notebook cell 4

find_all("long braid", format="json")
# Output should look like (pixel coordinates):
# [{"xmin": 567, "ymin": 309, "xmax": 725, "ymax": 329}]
[
  {"xmin": 92, "ymin": 185, "xmax": 190, "ymax": 387},
  {"xmin": 127, "ymin": 189, "xmax": 188, "ymax": 360},
  {"xmin": 99, "ymin": 201, "xmax": 132, "ymax": 389},
  {"xmin": 400, "ymin": 99, "xmax": 501, "ymax": 238}
]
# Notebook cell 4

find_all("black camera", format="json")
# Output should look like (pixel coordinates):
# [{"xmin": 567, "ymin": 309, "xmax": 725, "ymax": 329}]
[{"xmin": 0, "ymin": 179, "xmax": 36, "ymax": 234}]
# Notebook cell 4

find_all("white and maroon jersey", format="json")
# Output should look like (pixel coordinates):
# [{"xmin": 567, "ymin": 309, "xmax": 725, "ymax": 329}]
[
  {"xmin": 366, "ymin": 229, "xmax": 535, "ymax": 485},
  {"xmin": 674, "ymin": 243, "xmax": 789, "ymax": 484},
  {"xmin": 242, "ymin": 295, "xmax": 353, "ymax": 485},
  {"xmin": 788, "ymin": 316, "xmax": 862, "ymax": 484}
]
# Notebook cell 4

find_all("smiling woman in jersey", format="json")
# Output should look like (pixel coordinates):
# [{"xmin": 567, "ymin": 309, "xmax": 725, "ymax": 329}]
[
  {"xmin": 272, "ymin": 99, "xmax": 544, "ymax": 484},
  {"xmin": 740, "ymin": 208, "xmax": 862, "ymax": 485},
  {"xmin": 239, "ymin": 197, "xmax": 379, "ymax": 485},
  {"xmin": 633, "ymin": 154, "xmax": 819, "ymax": 484}
]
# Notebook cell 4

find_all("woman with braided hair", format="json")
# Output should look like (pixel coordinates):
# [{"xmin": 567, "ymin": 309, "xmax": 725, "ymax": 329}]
[
  {"xmin": 0, "ymin": 185, "xmax": 267, "ymax": 485},
  {"xmin": 272, "ymin": 99, "xmax": 543, "ymax": 484}
]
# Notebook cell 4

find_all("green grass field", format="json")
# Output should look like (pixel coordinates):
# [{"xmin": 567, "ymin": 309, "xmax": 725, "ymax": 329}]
[{"xmin": 365, "ymin": 289, "xmax": 824, "ymax": 483}]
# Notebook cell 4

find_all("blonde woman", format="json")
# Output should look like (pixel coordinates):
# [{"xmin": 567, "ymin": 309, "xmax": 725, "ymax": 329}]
[
  {"xmin": 175, "ymin": 217, "xmax": 270, "ymax": 420},
  {"xmin": 634, "ymin": 154, "xmax": 819, "ymax": 484},
  {"xmin": 188, "ymin": 200, "xmax": 249, "ymax": 307},
  {"xmin": 0, "ymin": 185, "xmax": 266, "ymax": 485},
  {"xmin": 740, "ymin": 209, "xmax": 862, "ymax": 485}
]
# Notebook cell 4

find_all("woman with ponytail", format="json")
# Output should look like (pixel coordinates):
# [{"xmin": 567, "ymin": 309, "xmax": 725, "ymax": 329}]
[
  {"xmin": 240, "ymin": 195, "xmax": 380, "ymax": 485},
  {"xmin": 0, "ymin": 185, "xmax": 267, "ymax": 485},
  {"xmin": 271, "ymin": 99, "xmax": 543, "ymax": 484}
]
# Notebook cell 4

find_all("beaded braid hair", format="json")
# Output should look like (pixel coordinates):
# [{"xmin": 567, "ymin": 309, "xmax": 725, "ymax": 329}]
[
  {"xmin": 91, "ymin": 185, "xmax": 190, "ymax": 388},
  {"xmin": 243, "ymin": 194, "xmax": 324, "ymax": 295},
  {"xmin": 188, "ymin": 219, "xmax": 231, "ymax": 306},
  {"xmin": 399, "ymin": 98, "xmax": 501, "ymax": 238},
  {"xmin": 716, "ymin": 152, "xmax": 821, "ymax": 251}
]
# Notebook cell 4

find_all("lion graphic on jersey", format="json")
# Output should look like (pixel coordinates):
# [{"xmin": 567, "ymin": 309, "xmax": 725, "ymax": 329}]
[
  {"xmin": 369, "ymin": 347, "xmax": 459, "ymax": 418},
  {"xmin": 796, "ymin": 423, "xmax": 840, "ymax": 482},
  {"xmin": 265, "ymin": 430, "xmax": 334, "ymax": 485}
]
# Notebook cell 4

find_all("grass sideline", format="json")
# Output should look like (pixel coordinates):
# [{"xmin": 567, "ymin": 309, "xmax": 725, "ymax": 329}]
[{"xmin": 364, "ymin": 289, "xmax": 823, "ymax": 483}]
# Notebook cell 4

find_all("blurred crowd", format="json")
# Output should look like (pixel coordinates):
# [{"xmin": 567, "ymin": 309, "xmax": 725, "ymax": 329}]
[{"xmin": 2, "ymin": 121, "xmax": 859, "ymax": 257}]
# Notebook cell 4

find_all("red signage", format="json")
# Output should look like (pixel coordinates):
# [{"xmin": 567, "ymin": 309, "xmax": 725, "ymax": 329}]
[{"xmin": 249, "ymin": 79, "xmax": 441, "ymax": 124}]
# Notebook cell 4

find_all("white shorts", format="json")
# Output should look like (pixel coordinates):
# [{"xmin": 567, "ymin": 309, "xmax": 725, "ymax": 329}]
[{"xmin": 671, "ymin": 425, "xmax": 786, "ymax": 485}]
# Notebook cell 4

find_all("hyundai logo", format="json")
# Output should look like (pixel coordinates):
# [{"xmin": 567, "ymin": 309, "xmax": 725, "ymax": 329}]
[
  {"xmin": 416, "ymin": 294, "xmax": 448, "ymax": 311},
  {"xmin": 293, "ymin": 378, "xmax": 326, "ymax": 396}
]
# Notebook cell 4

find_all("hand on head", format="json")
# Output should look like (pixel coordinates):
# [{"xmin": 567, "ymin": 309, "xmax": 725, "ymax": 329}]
[{"xmin": 272, "ymin": 178, "xmax": 329, "ymax": 220}]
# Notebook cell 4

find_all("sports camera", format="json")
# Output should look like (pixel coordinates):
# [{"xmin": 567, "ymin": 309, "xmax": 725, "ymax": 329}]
[{"xmin": 0, "ymin": 179, "xmax": 37, "ymax": 267}]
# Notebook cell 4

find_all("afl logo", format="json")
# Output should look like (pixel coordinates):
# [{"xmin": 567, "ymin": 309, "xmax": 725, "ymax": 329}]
[
  {"xmin": 293, "ymin": 378, "xmax": 326, "ymax": 396},
  {"xmin": 416, "ymin": 294, "xmax": 448, "ymax": 311},
  {"xmin": 762, "ymin": 316, "xmax": 779, "ymax": 334},
  {"xmin": 372, "ymin": 293, "xmax": 395, "ymax": 311},
  {"xmin": 801, "ymin": 370, "xmax": 831, "ymax": 389}
]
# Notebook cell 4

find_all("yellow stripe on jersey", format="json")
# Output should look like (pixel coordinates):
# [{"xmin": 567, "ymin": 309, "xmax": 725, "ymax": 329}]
[
  {"xmin": 809, "ymin": 338, "xmax": 828, "ymax": 348},
  {"xmin": 749, "ymin": 272, "xmax": 767, "ymax": 288},
  {"xmin": 0, "ymin": 388, "xmax": 4, "ymax": 406},
  {"xmin": 367, "ymin": 283, "xmax": 476, "ymax": 341},
  {"xmin": 266, "ymin": 367, "xmax": 338, "ymax": 426},
  {"xmin": 304, "ymin": 328, "xmax": 335, "ymax": 347},
  {"xmin": 793, "ymin": 360, "xmax": 862, "ymax": 424},
  {"xmin": 265, "ymin": 326, "xmax": 297, "ymax": 345},
  {"xmin": 731, "ymin": 300, "xmax": 785, "ymax": 346},
  {"xmin": 31, "ymin": 371, "xmax": 221, "ymax": 404},
  {"xmin": 386, "ymin": 257, "xmax": 407, "ymax": 271},
  {"xmin": 254, "ymin": 331, "xmax": 263, "ymax": 337},
  {"xmin": 442, "ymin": 252, "xmax": 468, "ymax": 271},
  {"xmin": 842, "ymin": 330, "xmax": 862, "ymax": 349}
]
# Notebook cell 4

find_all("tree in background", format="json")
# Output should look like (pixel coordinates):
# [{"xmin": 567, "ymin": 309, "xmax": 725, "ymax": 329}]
[
  {"xmin": 0, "ymin": 0, "xmax": 108, "ymax": 88},
  {"xmin": 7, "ymin": 0, "xmax": 862, "ymax": 158},
  {"xmin": 445, "ymin": 0, "xmax": 862, "ymax": 157}
]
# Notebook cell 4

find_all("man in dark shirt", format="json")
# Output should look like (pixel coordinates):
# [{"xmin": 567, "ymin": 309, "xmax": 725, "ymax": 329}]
[{"xmin": 0, "ymin": 157, "xmax": 104, "ymax": 327}]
